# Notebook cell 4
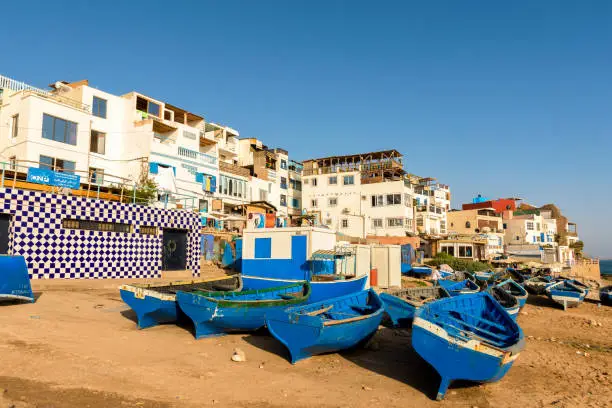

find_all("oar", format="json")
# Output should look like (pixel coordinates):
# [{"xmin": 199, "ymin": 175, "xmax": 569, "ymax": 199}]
[{"xmin": 305, "ymin": 305, "xmax": 333, "ymax": 316}]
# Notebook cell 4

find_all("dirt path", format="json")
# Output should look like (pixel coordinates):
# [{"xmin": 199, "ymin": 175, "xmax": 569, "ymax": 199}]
[{"xmin": 0, "ymin": 279, "xmax": 610, "ymax": 408}]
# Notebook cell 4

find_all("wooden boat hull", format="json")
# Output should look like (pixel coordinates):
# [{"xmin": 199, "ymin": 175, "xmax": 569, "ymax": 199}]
[
  {"xmin": 545, "ymin": 280, "xmax": 586, "ymax": 310},
  {"xmin": 119, "ymin": 276, "xmax": 242, "ymax": 329},
  {"xmin": 412, "ymin": 293, "xmax": 524, "ymax": 400},
  {"xmin": 438, "ymin": 279, "xmax": 480, "ymax": 296},
  {"xmin": 266, "ymin": 289, "xmax": 384, "ymax": 364},
  {"xmin": 600, "ymin": 286, "xmax": 612, "ymax": 306},
  {"xmin": 176, "ymin": 282, "xmax": 310, "ymax": 338},
  {"xmin": 0, "ymin": 256, "xmax": 34, "ymax": 303},
  {"xmin": 241, "ymin": 275, "xmax": 367, "ymax": 304},
  {"xmin": 380, "ymin": 287, "xmax": 450, "ymax": 327}
]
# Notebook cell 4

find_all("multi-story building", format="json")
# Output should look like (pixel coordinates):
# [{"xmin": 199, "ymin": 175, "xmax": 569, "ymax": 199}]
[
  {"xmin": 302, "ymin": 150, "xmax": 417, "ymax": 238},
  {"xmin": 462, "ymin": 196, "xmax": 521, "ymax": 214},
  {"xmin": 503, "ymin": 210, "xmax": 547, "ymax": 245},
  {"xmin": 237, "ymin": 138, "xmax": 302, "ymax": 222},
  {"xmin": 0, "ymin": 75, "xmax": 220, "ymax": 214},
  {"xmin": 446, "ymin": 208, "xmax": 504, "ymax": 258},
  {"xmin": 413, "ymin": 179, "xmax": 451, "ymax": 235}
]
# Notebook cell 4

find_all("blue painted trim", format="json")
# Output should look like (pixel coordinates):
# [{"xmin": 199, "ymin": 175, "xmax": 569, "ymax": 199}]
[{"xmin": 254, "ymin": 238, "xmax": 272, "ymax": 258}]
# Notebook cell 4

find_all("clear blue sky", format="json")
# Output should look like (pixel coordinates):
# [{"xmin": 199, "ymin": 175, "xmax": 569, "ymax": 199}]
[{"xmin": 2, "ymin": 1, "xmax": 611, "ymax": 257}]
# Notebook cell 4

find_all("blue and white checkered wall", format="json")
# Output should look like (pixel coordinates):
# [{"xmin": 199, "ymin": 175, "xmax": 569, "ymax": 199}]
[{"xmin": 0, "ymin": 188, "xmax": 200, "ymax": 279}]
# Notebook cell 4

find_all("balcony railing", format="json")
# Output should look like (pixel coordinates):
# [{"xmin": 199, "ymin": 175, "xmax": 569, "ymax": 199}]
[
  {"xmin": 23, "ymin": 89, "xmax": 91, "ymax": 113},
  {"xmin": 177, "ymin": 146, "xmax": 217, "ymax": 165}
]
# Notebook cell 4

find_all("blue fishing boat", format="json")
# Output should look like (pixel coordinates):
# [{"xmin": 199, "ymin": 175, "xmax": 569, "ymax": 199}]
[
  {"xmin": 380, "ymin": 286, "xmax": 450, "ymax": 328},
  {"xmin": 523, "ymin": 276, "xmax": 554, "ymax": 295},
  {"xmin": 506, "ymin": 268, "xmax": 528, "ymax": 285},
  {"xmin": 438, "ymin": 279, "xmax": 480, "ymax": 296},
  {"xmin": 241, "ymin": 274, "xmax": 367, "ymax": 304},
  {"xmin": 600, "ymin": 286, "xmax": 612, "ymax": 306},
  {"xmin": 412, "ymin": 292, "xmax": 524, "ymax": 400},
  {"xmin": 495, "ymin": 279, "xmax": 528, "ymax": 308},
  {"xmin": 266, "ymin": 289, "xmax": 384, "ymax": 364},
  {"xmin": 176, "ymin": 282, "xmax": 311, "ymax": 338},
  {"xmin": 0, "ymin": 256, "xmax": 34, "ymax": 303},
  {"xmin": 411, "ymin": 266, "xmax": 433, "ymax": 276},
  {"xmin": 562, "ymin": 278, "xmax": 590, "ymax": 297},
  {"xmin": 545, "ymin": 280, "xmax": 586, "ymax": 310},
  {"xmin": 119, "ymin": 275, "xmax": 242, "ymax": 329},
  {"xmin": 488, "ymin": 286, "xmax": 519, "ymax": 321}
]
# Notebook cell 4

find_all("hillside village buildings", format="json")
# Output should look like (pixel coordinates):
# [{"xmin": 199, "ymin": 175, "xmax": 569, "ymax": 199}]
[{"xmin": 0, "ymin": 73, "xmax": 584, "ymax": 265}]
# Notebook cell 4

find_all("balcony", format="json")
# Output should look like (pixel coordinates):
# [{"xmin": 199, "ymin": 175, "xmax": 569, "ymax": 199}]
[
  {"xmin": 177, "ymin": 146, "xmax": 217, "ymax": 166},
  {"xmin": 219, "ymin": 161, "xmax": 250, "ymax": 178},
  {"xmin": 24, "ymin": 89, "xmax": 91, "ymax": 113}
]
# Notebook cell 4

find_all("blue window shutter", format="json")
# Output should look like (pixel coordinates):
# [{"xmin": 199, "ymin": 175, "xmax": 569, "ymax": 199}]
[
  {"xmin": 149, "ymin": 162, "xmax": 159, "ymax": 174},
  {"xmin": 195, "ymin": 172, "xmax": 204, "ymax": 183},
  {"xmin": 211, "ymin": 176, "xmax": 217, "ymax": 193},
  {"xmin": 254, "ymin": 238, "xmax": 272, "ymax": 258},
  {"xmin": 172, "ymin": 166, "xmax": 176, "ymax": 176}
]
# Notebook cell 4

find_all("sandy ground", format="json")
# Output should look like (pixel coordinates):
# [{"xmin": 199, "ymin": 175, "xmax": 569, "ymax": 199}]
[{"xmin": 0, "ymin": 277, "xmax": 610, "ymax": 408}]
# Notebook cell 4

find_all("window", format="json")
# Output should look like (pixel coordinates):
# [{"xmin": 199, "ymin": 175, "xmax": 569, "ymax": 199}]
[
  {"xmin": 11, "ymin": 114, "xmax": 18, "ymax": 138},
  {"xmin": 199, "ymin": 199, "xmax": 208, "ymax": 213},
  {"xmin": 536, "ymin": 223, "xmax": 541, "ymax": 231},
  {"xmin": 136, "ymin": 96, "xmax": 160, "ymax": 117},
  {"xmin": 268, "ymin": 183, "xmax": 272, "ymax": 193},
  {"xmin": 386, "ymin": 194, "xmax": 402, "ymax": 205},
  {"xmin": 503, "ymin": 223, "xmax": 507, "ymax": 230},
  {"xmin": 343, "ymin": 175, "xmax": 354, "ymax": 185},
  {"xmin": 405, "ymin": 218, "xmax": 413, "ymax": 230},
  {"xmin": 89, "ymin": 167, "xmax": 104, "ymax": 184},
  {"xmin": 90, "ymin": 130, "xmax": 106, "ymax": 154},
  {"xmin": 140, "ymin": 226, "xmax": 158, "ymax": 235},
  {"xmin": 9, "ymin": 156, "xmax": 16, "ymax": 171},
  {"xmin": 40, "ymin": 155, "xmax": 75, "ymax": 173},
  {"xmin": 328, "ymin": 176, "xmax": 337, "ymax": 185},
  {"xmin": 280, "ymin": 194, "xmax": 287, "ymax": 206},
  {"xmin": 442, "ymin": 246, "xmax": 455, "ymax": 257},
  {"xmin": 325, "ymin": 218, "xmax": 332, "ymax": 226},
  {"xmin": 341, "ymin": 219, "xmax": 349, "ymax": 228},
  {"xmin": 280, "ymin": 160, "xmax": 287, "ymax": 170},
  {"xmin": 458, "ymin": 245, "xmax": 473, "ymax": 258},
  {"xmin": 371, "ymin": 195, "xmax": 384, "ymax": 207},
  {"xmin": 465, "ymin": 221, "xmax": 471, "ymax": 228},
  {"xmin": 42, "ymin": 114, "xmax": 77, "ymax": 145},
  {"xmin": 328, "ymin": 197, "xmax": 338, "ymax": 207},
  {"xmin": 291, "ymin": 198, "xmax": 300, "ymax": 208},
  {"xmin": 311, "ymin": 199, "xmax": 318, "ymax": 208},
  {"xmin": 62, "ymin": 219, "xmax": 131, "ymax": 233},
  {"xmin": 387, "ymin": 218, "xmax": 404, "ymax": 227},
  {"xmin": 372, "ymin": 218, "xmax": 383, "ymax": 228},
  {"xmin": 183, "ymin": 130, "xmax": 197, "ymax": 140},
  {"xmin": 311, "ymin": 178, "xmax": 318, "ymax": 187},
  {"xmin": 417, "ymin": 217, "xmax": 424, "ymax": 227},
  {"xmin": 280, "ymin": 177, "xmax": 287, "ymax": 189},
  {"xmin": 526, "ymin": 222, "xmax": 534, "ymax": 231},
  {"xmin": 92, "ymin": 96, "xmax": 107, "ymax": 119}
]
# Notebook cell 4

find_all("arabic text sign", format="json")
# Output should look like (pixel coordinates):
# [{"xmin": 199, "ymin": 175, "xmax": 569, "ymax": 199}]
[{"xmin": 27, "ymin": 167, "xmax": 81, "ymax": 190}]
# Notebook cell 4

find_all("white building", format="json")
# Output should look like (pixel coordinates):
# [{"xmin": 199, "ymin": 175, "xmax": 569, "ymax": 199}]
[
  {"xmin": 302, "ymin": 150, "xmax": 417, "ymax": 238},
  {"xmin": 414, "ymin": 180, "xmax": 451, "ymax": 235}
]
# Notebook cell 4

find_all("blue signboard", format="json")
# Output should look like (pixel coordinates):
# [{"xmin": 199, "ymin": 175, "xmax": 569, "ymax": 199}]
[{"xmin": 27, "ymin": 167, "xmax": 81, "ymax": 189}]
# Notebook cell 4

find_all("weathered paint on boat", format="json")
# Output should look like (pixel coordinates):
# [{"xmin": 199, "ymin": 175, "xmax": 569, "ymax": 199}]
[
  {"xmin": 495, "ymin": 279, "xmax": 528, "ymax": 308},
  {"xmin": 241, "ymin": 274, "xmax": 367, "ymax": 304},
  {"xmin": 412, "ymin": 292, "xmax": 524, "ymax": 400},
  {"xmin": 119, "ymin": 275, "xmax": 242, "ymax": 329},
  {"xmin": 438, "ymin": 279, "xmax": 480, "ymax": 296},
  {"xmin": 600, "ymin": 286, "xmax": 612, "ymax": 306},
  {"xmin": 176, "ymin": 282, "xmax": 311, "ymax": 338},
  {"xmin": 0, "ymin": 256, "xmax": 34, "ymax": 303},
  {"xmin": 266, "ymin": 289, "xmax": 384, "ymax": 364},
  {"xmin": 545, "ymin": 280, "xmax": 586, "ymax": 310},
  {"xmin": 380, "ymin": 286, "xmax": 450, "ymax": 327}
]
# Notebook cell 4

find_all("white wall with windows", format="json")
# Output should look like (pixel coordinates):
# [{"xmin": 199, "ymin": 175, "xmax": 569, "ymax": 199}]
[{"xmin": 302, "ymin": 174, "xmax": 415, "ymax": 238}]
